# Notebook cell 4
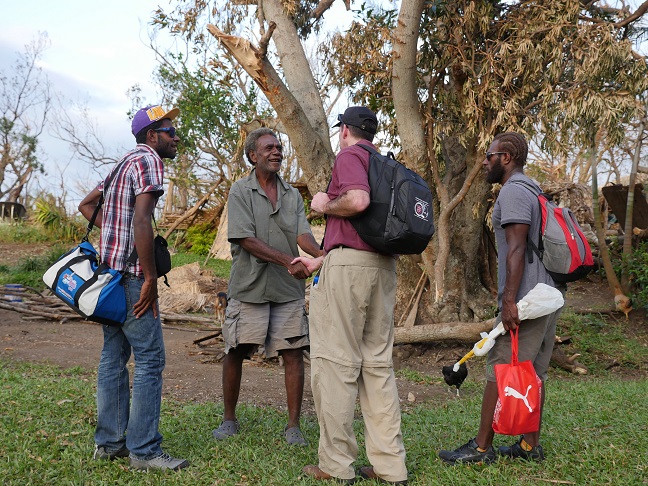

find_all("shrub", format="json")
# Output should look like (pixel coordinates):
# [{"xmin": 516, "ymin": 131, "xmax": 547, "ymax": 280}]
[
  {"xmin": 184, "ymin": 223, "xmax": 217, "ymax": 256},
  {"xmin": 0, "ymin": 244, "xmax": 68, "ymax": 289},
  {"xmin": 33, "ymin": 199, "xmax": 85, "ymax": 243},
  {"xmin": 622, "ymin": 240, "xmax": 648, "ymax": 309}
]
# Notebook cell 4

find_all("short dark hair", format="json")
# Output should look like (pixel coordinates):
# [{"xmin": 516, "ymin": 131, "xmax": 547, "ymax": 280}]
[
  {"xmin": 244, "ymin": 128, "xmax": 277, "ymax": 165},
  {"xmin": 135, "ymin": 119, "xmax": 165, "ymax": 144},
  {"xmin": 346, "ymin": 124, "xmax": 375, "ymax": 143},
  {"xmin": 493, "ymin": 132, "xmax": 528, "ymax": 166}
]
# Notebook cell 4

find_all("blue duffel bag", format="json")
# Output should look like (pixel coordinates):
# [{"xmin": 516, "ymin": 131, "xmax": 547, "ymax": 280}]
[{"xmin": 43, "ymin": 240, "xmax": 127, "ymax": 326}]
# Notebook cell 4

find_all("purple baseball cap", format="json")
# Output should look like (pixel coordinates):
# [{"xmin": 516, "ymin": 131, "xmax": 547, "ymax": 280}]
[{"xmin": 131, "ymin": 105, "xmax": 180, "ymax": 136}]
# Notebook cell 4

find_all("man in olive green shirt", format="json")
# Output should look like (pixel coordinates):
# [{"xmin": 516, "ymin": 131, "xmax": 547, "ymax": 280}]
[{"xmin": 212, "ymin": 128, "xmax": 322, "ymax": 446}]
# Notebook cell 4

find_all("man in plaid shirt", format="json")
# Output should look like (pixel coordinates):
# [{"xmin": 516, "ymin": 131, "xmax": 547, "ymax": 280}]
[{"xmin": 79, "ymin": 105, "xmax": 188, "ymax": 471}]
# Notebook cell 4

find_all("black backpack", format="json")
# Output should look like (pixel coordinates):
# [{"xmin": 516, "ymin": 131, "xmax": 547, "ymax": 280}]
[{"xmin": 350, "ymin": 144, "xmax": 435, "ymax": 254}]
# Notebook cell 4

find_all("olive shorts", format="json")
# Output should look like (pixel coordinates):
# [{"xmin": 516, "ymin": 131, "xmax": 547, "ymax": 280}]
[
  {"xmin": 222, "ymin": 298, "xmax": 309, "ymax": 358},
  {"xmin": 485, "ymin": 305, "xmax": 564, "ymax": 382}
]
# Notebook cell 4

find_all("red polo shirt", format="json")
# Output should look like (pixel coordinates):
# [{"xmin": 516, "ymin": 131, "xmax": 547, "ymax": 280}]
[{"xmin": 322, "ymin": 142, "xmax": 377, "ymax": 253}]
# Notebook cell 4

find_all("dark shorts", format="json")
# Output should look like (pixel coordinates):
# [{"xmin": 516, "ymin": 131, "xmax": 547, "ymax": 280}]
[{"xmin": 222, "ymin": 298, "xmax": 309, "ymax": 358}]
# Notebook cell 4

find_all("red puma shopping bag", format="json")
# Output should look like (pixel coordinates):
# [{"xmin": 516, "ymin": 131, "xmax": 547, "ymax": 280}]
[{"xmin": 492, "ymin": 328, "xmax": 542, "ymax": 435}]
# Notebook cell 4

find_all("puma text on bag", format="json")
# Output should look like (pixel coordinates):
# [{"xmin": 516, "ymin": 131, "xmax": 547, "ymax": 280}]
[
  {"xmin": 512, "ymin": 180, "xmax": 594, "ymax": 283},
  {"xmin": 351, "ymin": 144, "xmax": 435, "ymax": 254},
  {"xmin": 493, "ymin": 328, "xmax": 542, "ymax": 435},
  {"xmin": 43, "ymin": 241, "xmax": 127, "ymax": 326}
]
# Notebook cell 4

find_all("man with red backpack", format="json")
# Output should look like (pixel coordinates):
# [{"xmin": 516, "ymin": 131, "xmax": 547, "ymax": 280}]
[{"xmin": 439, "ymin": 132, "xmax": 566, "ymax": 465}]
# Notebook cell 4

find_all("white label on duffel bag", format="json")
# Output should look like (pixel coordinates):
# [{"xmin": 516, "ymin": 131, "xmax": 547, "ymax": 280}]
[
  {"xmin": 43, "ymin": 248, "xmax": 84, "ymax": 288},
  {"xmin": 77, "ymin": 271, "xmax": 117, "ymax": 316}
]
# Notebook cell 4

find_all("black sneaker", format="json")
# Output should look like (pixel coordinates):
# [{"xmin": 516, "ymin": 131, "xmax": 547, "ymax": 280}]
[
  {"xmin": 498, "ymin": 436, "xmax": 544, "ymax": 462},
  {"xmin": 438, "ymin": 438, "xmax": 496, "ymax": 465},
  {"xmin": 93, "ymin": 445, "xmax": 129, "ymax": 461}
]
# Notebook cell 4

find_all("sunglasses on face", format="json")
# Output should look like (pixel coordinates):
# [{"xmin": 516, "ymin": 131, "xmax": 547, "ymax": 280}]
[
  {"xmin": 485, "ymin": 151, "xmax": 507, "ymax": 161},
  {"xmin": 154, "ymin": 127, "xmax": 177, "ymax": 138}
]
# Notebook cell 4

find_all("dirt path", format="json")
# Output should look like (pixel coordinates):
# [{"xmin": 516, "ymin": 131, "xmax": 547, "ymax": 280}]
[
  {"xmin": 2, "ymin": 241, "xmax": 644, "ymax": 415},
  {"xmin": 0, "ymin": 307, "xmax": 461, "ymax": 414}
]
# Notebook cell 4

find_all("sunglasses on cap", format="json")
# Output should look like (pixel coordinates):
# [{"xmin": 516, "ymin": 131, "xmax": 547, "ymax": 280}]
[
  {"xmin": 485, "ymin": 151, "xmax": 507, "ymax": 161},
  {"xmin": 154, "ymin": 127, "xmax": 177, "ymax": 138}
]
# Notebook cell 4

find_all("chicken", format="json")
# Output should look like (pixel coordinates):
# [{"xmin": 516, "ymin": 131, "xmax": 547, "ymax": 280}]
[
  {"xmin": 442, "ymin": 363, "xmax": 468, "ymax": 393},
  {"xmin": 614, "ymin": 293, "xmax": 632, "ymax": 320}
]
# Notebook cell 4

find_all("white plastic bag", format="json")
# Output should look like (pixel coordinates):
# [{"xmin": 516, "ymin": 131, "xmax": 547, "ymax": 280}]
[
  {"xmin": 471, "ymin": 283, "xmax": 564, "ymax": 358},
  {"xmin": 516, "ymin": 283, "xmax": 564, "ymax": 321}
]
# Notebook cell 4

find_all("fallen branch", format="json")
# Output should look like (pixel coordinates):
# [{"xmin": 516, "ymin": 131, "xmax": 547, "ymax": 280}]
[
  {"xmin": 550, "ymin": 347, "xmax": 588, "ymax": 374},
  {"xmin": 2, "ymin": 296, "xmax": 222, "ymax": 329},
  {"xmin": 394, "ymin": 318, "xmax": 496, "ymax": 344},
  {"xmin": 161, "ymin": 313, "xmax": 220, "ymax": 325},
  {"xmin": 1, "ymin": 285, "xmax": 48, "ymax": 301},
  {"xmin": 0, "ymin": 302, "xmax": 77, "ymax": 320},
  {"xmin": 162, "ymin": 179, "xmax": 223, "ymax": 240},
  {"xmin": 193, "ymin": 331, "xmax": 222, "ymax": 345}
]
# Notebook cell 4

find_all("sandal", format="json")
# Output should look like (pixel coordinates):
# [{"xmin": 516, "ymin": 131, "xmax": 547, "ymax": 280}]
[
  {"xmin": 212, "ymin": 420, "xmax": 240, "ymax": 440},
  {"xmin": 284, "ymin": 425, "xmax": 308, "ymax": 446}
]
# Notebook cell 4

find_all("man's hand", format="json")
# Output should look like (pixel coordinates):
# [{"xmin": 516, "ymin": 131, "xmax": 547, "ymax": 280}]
[
  {"xmin": 500, "ymin": 299, "xmax": 520, "ymax": 331},
  {"xmin": 291, "ymin": 255, "xmax": 324, "ymax": 275},
  {"xmin": 287, "ymin": 260, "xmax": 310, "ymax": 279},
  {"xmin": 311, "ymin": 192, "xmax": 331, "ymax": 214},
  {"xmin": 133, "ymin": 279, "xmax": 159, "ymax": 319}
]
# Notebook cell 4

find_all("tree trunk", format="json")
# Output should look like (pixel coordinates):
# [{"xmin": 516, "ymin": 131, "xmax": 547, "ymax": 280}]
[
  {"xmin": 7, "ymin": 165, "xmax": 32, "ymax": 203},
  {"xmin": 622, "ymin": 117, "xmax": 644, "ymax": 290},
  {"xmin": 394, "ymin": 318, "xmax": 495, "ymax": 345},
  {"xmin": 591, "ymin": 141, "xmax": 624, "ymax": 299},
  {"xmin": 208, "ymin": 199, "xmax": 231, "ymax": 262},
  {"xmin": 392, "ymin": 0, "xmax": 426, "ymax": 172},
  {"xmin": 262, "ymin": 0, "xmax": 330, "ymax": 147},
  {"xmin": 420, "ymin": 137, "xmax": 495, "ymax": 322},
  {"xmin": 206, "ymin": 23, "xmax": 333, "ymax": 195}
]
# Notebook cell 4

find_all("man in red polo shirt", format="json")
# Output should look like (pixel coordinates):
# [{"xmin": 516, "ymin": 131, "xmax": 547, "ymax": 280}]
[{"xmin": 297, "ymin": 107, "xmax": 408, "ymax": 485}]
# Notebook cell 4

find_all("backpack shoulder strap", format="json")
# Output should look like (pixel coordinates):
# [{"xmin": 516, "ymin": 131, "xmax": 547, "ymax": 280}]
[
  {"xmin": 506, "ymin": 179, "xmax": 544, "ymax": 263},
  {"xmin": 508, "ymin": 178, "xmax": 541, "ymax": 195},
  {"xmin": 356, "ymin": 143, "xmax": 379, "ymax": 156}
]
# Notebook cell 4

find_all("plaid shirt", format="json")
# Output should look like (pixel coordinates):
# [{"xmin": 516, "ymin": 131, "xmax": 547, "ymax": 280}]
[{"xmin": 96, "ymin": 144, "xmax": 164, "ymax": 276}]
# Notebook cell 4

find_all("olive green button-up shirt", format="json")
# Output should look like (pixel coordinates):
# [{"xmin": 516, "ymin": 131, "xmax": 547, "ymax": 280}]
[{"xmin": 227, "ymin": 169, "xmax": 313, "ymax": 303}]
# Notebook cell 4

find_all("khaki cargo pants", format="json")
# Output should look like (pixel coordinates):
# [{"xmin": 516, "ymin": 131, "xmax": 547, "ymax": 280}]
[{"xmin": 309, "ymin": 248, "xmax": 407, "ymax": 483}]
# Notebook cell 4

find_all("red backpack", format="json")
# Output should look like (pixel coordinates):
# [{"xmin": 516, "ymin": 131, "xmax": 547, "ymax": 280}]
[{"xmin": 512, "ymin": 180, "xmax": 594, "ymax": 283}]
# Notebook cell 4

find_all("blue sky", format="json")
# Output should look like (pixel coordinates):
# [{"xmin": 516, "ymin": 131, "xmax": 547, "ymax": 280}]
[{"xmin": 0, "ymin": 1, "xmax": 181, "ymax": 205}]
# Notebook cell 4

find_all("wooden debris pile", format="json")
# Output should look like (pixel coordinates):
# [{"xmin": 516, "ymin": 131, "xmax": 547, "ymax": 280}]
[
  {"xmin": 159, "ymin": 262, "xmax": 228, "ymax": 314},
  {"xmin": 1, "ymin": 284, "xmax": 221, "ymax": 329}
]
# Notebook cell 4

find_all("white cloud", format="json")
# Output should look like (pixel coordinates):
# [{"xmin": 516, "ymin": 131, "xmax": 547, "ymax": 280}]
[{"xmin": 0, "ymin": 0, "xmax": 166, "ymax": 207}]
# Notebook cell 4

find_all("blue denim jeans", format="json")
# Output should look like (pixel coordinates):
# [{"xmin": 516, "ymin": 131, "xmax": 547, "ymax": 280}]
[{"xmin": 94, "ymin": 275, "xmax": 166, "ymax": 459}]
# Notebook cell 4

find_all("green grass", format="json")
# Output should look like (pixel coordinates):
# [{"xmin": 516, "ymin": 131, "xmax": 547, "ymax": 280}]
[
  {"xmin": 1, "ymin": 359, "xmax": 646, "ymax": 485},
  {"xmin": 557, "ymin": 310, "xmax": 648, "ymax": 374},
  {"xmin": 0, "ymin": 223, "xmax": 52, "ymax": 243},
  {"xmin": 0, "ymin": 248, "xmax": 231, "ymax": 289},
  {"xmin": 172, "ymin": 252, "xmax": 232, "ymax": 279},
  {"xmin": 0, "ymin": 245, "xmax": 69, "ymax": 288}
]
